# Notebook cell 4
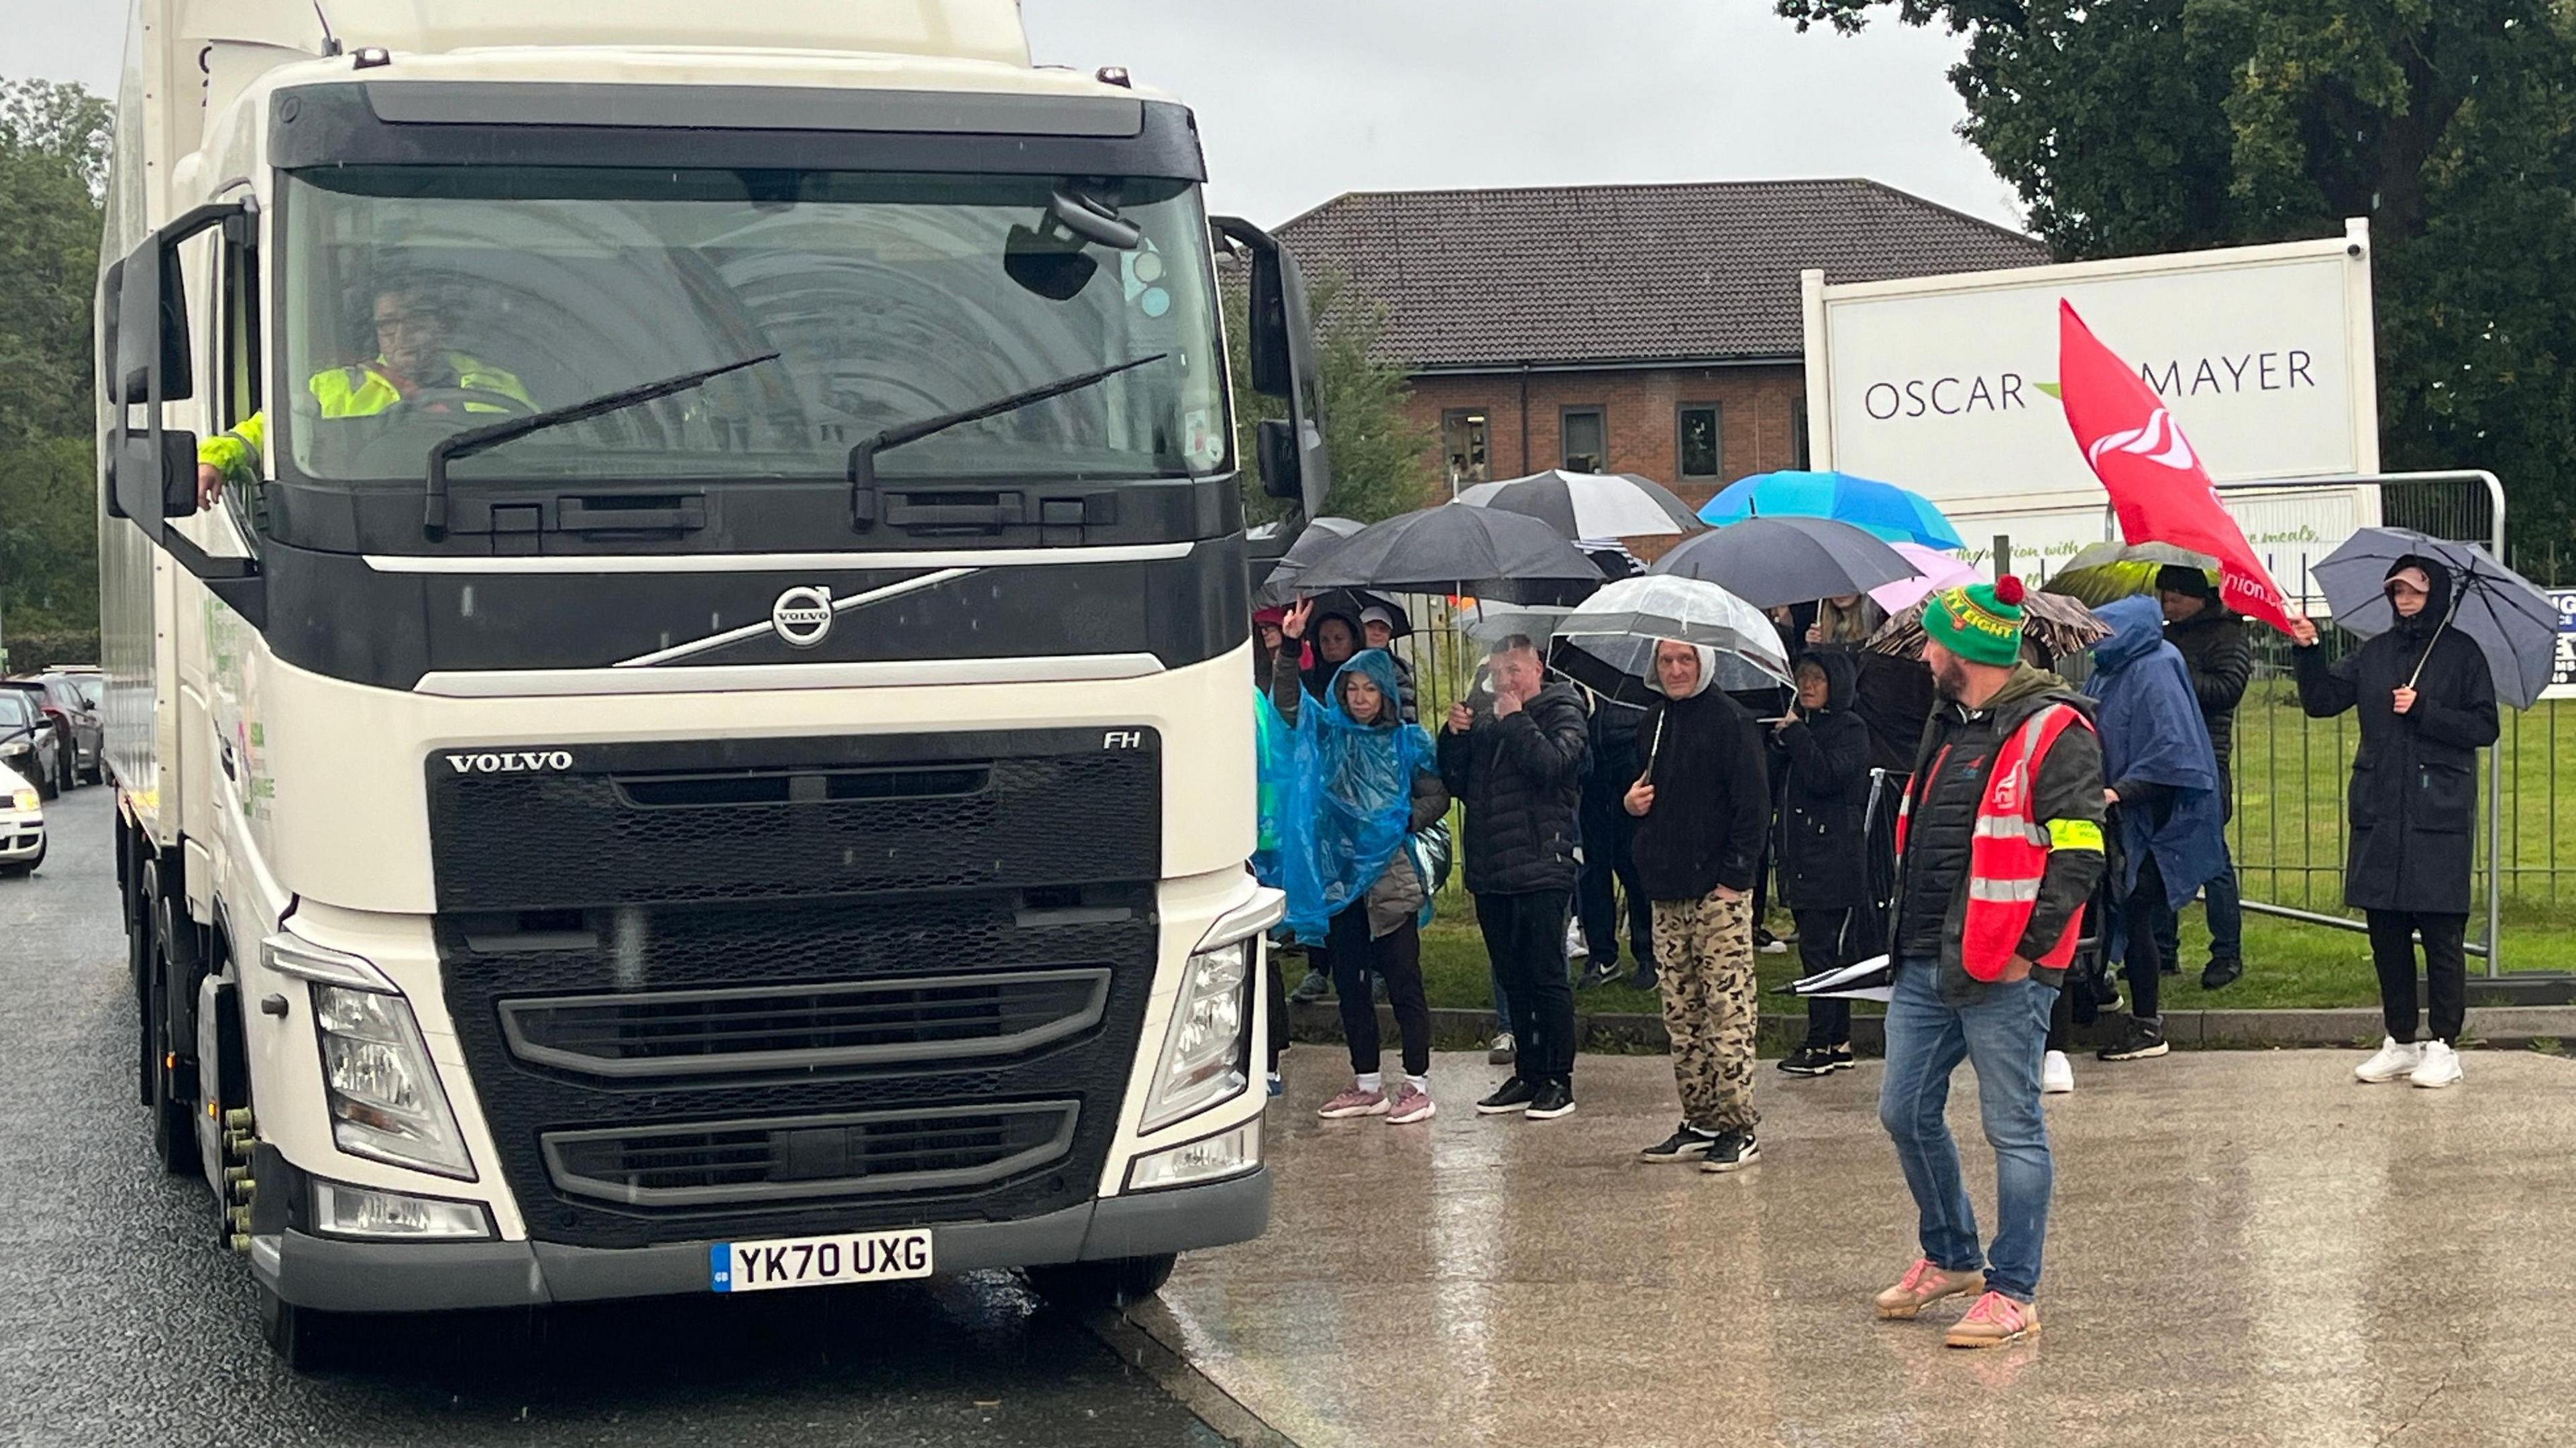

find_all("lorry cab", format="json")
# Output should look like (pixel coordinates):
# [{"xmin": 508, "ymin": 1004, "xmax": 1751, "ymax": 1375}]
[{"xmin": 99, "ymin": 0, "xmax": 1328, "ymax": 1365}]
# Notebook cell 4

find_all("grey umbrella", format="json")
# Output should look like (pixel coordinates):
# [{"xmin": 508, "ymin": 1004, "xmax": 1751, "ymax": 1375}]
[
  {"xmin": 1547, "ymin": 575, "xmax": 1793, "ymax": 708},
  {"xmin": 1297, "ymin": 505, "xmax": 1606, "ymax": 605},
  {"xmin": 1252, "ymin": 516, "xmax": 1366, "ymax": 607},
  {"xmin": 2312, "ymin": 527, "xmax": 2558, "ymax": 708},
  {"xmin": 1648, "ymin": 516, "xmax": 1916, "ymax": 608}
]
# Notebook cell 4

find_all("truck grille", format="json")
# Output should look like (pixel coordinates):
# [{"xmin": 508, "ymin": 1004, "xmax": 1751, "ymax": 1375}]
[
  {"xmin": 497, "ymin": 970, "xmax": 1114, "ymax": 1080},
  {"xmin": 542, "ymin": 1103, "xmax": 1081, "ymax": 1208},
  {"xmin": 431, "ymin": 726, "xmax": 1162, "ymax": 1249}
]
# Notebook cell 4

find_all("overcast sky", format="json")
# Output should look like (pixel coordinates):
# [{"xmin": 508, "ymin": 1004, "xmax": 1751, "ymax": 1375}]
[{"xmin": 11, "ymin": 0, "xmax": 2021, "ymax": 231}]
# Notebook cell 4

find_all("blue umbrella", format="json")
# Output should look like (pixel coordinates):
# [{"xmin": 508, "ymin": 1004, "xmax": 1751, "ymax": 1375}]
[{"xmin": 1698, "ymin": 470, "xmax": 1964, "ymax": 550}]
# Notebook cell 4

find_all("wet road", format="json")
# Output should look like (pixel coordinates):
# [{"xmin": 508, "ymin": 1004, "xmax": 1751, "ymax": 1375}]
[{"xmin": 0, "ymin": 793, "xmax": 1231, "ymax": 1447}]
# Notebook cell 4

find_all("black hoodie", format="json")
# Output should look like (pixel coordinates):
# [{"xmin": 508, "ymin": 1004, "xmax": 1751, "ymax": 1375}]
[
  {"xmin": 1629, "ymin": 656, "xmax": 1770, "ymax": 902},
  {"xmin": 1773, "ymin": 649, "xmax": 1874, "ymax": 912}
]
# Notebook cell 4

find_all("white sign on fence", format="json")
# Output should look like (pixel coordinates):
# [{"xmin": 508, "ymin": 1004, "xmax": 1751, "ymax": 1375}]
[
  {"xmin": 1803, "ymin": 221, "xmax": 2382, "ymax": 586},
  {"xmin": 2544, "ymin": 589, "xmax": 2576, "ymax": 702}
]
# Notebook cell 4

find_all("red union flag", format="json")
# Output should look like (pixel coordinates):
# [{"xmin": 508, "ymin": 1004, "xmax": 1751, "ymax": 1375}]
[{"xmin": 2057, "ymin": 300, "xmax": 2296, "ymax": 634}]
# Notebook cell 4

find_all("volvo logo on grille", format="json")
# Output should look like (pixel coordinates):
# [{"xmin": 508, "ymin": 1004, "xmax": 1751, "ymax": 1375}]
[
  {"xmin": 445, "ymin": 750, "xmax": 574, "ymax": 774},
  {"xmin": 772, "ymin": 586, "xmax": 835, "ymax": 647}
]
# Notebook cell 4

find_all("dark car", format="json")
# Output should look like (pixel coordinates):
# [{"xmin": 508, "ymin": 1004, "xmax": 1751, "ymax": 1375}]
[
  {"xmin": 25, "ymin": 675, "xmax": 103, "ymax": 785},
  {"xmin": 0, "ymin": 689, "xmax": 65, "ymax": 800}
]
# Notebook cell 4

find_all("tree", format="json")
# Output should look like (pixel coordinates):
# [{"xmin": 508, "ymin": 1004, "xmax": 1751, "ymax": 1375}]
[
  {"xmin": 0, "ymin": 76, "xmax": 111, "ymax": 632},
  {"xmin": 1227, "ymin": 272, "xmax": 1438, "ymax": 528},
  {"xmin": 1774, "ymin": 1, "xmax": 2576, "ymax": 557}
]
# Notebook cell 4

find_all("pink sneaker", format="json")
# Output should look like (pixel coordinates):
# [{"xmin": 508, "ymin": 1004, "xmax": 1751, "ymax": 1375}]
[
  {"xmin": 1317, "ymin": 1086, "xmax": 1389, "ymax": 1119},
  {"xmin": 1944, "ymin": 1291, "xmax": 2041, "ymax": 1349},
  {"xmin": 1874, "ymin": 1258, "xmax": 1985, "ymax": 1320},
  {"xmin": 1386, "ymin": 1084, "xmax": 1436, "ymax": 1125}
]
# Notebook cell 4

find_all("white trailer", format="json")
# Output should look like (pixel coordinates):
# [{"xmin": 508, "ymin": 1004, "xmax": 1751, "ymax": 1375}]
[
  {"xmin": 98, "ymin": 0, "xmax": 1331, "ymax": 1366},
  {"xmin": 1801, "ymin": 221, "xmax": 2381, "ymax": 587}
]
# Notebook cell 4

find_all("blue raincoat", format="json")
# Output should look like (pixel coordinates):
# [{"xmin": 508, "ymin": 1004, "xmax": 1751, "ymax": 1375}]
[
  {"xmin": 2089, "ymin": 595, "xmax": 2227, "ymax": 909},
  {"xmin": 1277, "ymin": 650, "xmax": 1440, "ymax": 944}
]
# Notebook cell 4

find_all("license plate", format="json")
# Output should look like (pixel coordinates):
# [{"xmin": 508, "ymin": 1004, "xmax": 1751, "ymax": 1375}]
[{"xmin": 709, "ymin": 1229, "xmax": 933, "ymax": 1294}]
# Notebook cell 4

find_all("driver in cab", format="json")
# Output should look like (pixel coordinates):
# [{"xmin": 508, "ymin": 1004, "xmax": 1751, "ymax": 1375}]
[{"xmin": 195, "ymin": 281, "xmax": 533, "ymax": 506}]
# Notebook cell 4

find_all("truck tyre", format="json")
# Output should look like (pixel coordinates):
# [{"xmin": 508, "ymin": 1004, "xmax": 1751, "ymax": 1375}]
[
  {"xmin": 131, "ymin": 856, "xmax": 156, "ymax": 1105},
  {"xmin": 147, "ymin": 937, "xmax": 196, "ymax": 1174},
  {"xmin": 1026, "ymin": 1253, "xmax": 1177, "ymax": 1310}
]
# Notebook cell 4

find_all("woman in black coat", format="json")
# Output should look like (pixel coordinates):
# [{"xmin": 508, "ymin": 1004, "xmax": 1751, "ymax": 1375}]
[
  {"xmin": 2292, "ymin": 555, "xmax": 2499, "ymax": 1089},
  {"xmin": 1770, "ymin": 649, "xmax": 1876, "ymax": 1075}
]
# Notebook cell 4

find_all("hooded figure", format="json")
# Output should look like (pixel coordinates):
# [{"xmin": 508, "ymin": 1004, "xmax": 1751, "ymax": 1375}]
[
  {"xmin": 1627, "ymin": 639, "xmax": 1774, "ymax": 1164},
  {"xmin": 1772, "ymin": 648, "xmax": 1878, "ymax": 1073},
  {"xmin": 1299, "ymin": 597, "xmax": 1368, "ymax": 703},
  {"xmin": 2292, "ymin": 554, "xmax": 2498, "ymax": 1077},
  {"xmin": 2088, "ymin": 596, "xmax": 2228, "ymax": 913}
]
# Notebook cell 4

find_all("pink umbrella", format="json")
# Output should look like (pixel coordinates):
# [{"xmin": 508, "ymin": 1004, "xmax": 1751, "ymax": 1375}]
[{"xmin": 1869, "ymin": 543, "xmax": 1980, "ymax": 614}]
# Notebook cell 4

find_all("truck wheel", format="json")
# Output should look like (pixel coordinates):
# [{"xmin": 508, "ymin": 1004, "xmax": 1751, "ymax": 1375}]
[
  {"xmin": 148, "ymin": 942, "xmax": 196, "ymax": 1175},
  {"xmin": 1026, "ymin": 1253, "xmax": 1178, "ymax": 1310},
  {"xmin": 131, "ymin": 862, "xmax": 156, "ymax": 1105},
  {"xmin": 259, "ymin": 1286, "xmax": 342, "ymax": 1372}
]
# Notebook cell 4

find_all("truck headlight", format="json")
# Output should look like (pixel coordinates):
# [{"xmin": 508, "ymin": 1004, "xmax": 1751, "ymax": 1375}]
[
  {"xmin": 311, "ymin": 983, "xmax": 475, "ymax": 1180},
  {"xmin": 311, "ymin": 1178, "xmax": 494, "ymax": 1241},
  {"xmin": 1140, "ymin": 936, "xmax": 1254, "ymax": 1132},
  {"xmin": 1126, "ymin": 1118, "xmax": 1261, "ymax": 1192},
  {"xmin": 9, "ymin": 789, "xmax": 35, "ymax": 812}
]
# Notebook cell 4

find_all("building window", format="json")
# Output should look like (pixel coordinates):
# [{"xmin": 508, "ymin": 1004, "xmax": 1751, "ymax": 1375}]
[
  {"xmin": 1676, "ymin": 403, "xmax": 1721, "ymax": 479},
  {"xmin": 1560, "ymin": 406, "xmax": 1606, "ymax": 473},
  {"xmin": 1442, "ymin": 408, "xmax": 1491, "ymax": 494},
  {"xmin": 1790, "ymin": 394, "xmax": 1811, "ymax": 471}
]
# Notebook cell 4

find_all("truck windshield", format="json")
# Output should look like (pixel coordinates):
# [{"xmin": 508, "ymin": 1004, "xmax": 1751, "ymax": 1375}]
[{"xmin": 276, "ymin": 168, "xmax": 1231, "ymax": 485}]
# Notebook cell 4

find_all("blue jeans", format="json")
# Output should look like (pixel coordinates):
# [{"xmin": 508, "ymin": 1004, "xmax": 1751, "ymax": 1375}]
[{"xmin": 1878, "ymin": 958, "xmax": 2055, "ymax": 1302}]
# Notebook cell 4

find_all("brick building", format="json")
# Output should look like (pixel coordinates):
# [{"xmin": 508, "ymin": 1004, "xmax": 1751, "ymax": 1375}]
[{"xmin": 1274, "ymin": 179, "xmax": 2047, "ymax": 508}]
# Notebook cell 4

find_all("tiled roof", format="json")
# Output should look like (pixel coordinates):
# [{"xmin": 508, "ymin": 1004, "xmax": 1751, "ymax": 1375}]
[{"xmin": 1274, "ymin": 178, "xmax": 2047, "ymax": 371}]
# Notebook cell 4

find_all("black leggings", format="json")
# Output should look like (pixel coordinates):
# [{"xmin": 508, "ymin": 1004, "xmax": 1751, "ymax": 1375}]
[
  {"xmin": 2122, "ymin": 856, "xmax": 2168, "ymax": 1021},
  {"xmin": 1328, "ymin": 903, "xmax": 1431, "ymax": 1077},
  {"xmin": 1794, "ymin": 907, "xmax": 1856, "ymax": 1048},
  {"xmin": 2366, "ymin": 910, "xmax": 2468, "ymax": 1046}
]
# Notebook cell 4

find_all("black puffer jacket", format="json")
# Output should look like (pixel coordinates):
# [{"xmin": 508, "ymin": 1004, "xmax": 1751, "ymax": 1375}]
[
  {"xmin": 2292, "ymin": 559, "xmax": 2499, "ymax": 915},
  {"xmin": 1774, "ymin": 650, "xmax": 1873, "ymax": 911},
  {"xmin": 1890, "ymin": 665, "xmax": 2108, "ymax": 1005},
  {"xmin": 1631, "ymin": 683, "xmax": 1769, "ymax": 902},
  {"xmin": 2165, "ymin": 598, "xmax": 2253, "ymax": 779},
  {"xmin": 1438, "ymin": 681, "xmax": 1590, "ymax": 895}
]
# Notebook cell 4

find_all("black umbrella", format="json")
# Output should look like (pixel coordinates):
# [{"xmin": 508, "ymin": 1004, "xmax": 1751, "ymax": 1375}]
[
  {"xmin": 1454, "ymin": 469, "xmax": 1703, "ymax": 539},
  {"xmin": 1301, "ymin": 588, "xmax": 1413, "ymax": 640},
  {"xmin": 1297, "ymin": 505, "xmax": 1606, "ymax": 605},
  {"xmin": 1252, "ymin": 516, "xmax": 1366, "ymax": 607},
  {"xmin": 1648, "ymin": 516, "xmax": 1916, "ymax": 609},
  {"xmin": 2312, "ymin": 527, "xmax": 2557, "ymax": 708}
]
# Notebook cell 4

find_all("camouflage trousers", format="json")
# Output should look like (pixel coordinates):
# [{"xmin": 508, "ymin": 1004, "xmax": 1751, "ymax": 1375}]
[{"xmin": 1651, "ymin": 887, "xmax": 1759, "ymax": 1133}]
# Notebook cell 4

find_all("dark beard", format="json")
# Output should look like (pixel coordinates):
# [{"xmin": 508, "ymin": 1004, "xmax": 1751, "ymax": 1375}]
[{"xmin": 1929, "ymin": 655, "xmax": 1971, "ymax": 702}]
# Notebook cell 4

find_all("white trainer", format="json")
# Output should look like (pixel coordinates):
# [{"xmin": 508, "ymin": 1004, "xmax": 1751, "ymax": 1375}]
[
  {"xmin": 2355, "ymin": 1036, "xmax": 2424, "ymax": 1084},
  {"xmin": 2041, "ymin": 1050, "xmax": 2075, "ymax": 1095},
  {"xmin": 2409, "ymin": 1040, "xmax": 2463, "ymax": 1089}
]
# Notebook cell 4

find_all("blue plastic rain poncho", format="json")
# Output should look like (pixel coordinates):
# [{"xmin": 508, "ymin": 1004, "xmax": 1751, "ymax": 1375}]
[
  {"xmin": 1250, "ymin": 687, "xmax": 1293, "ymax": 888},
  {"xmin": 2089, "ymin": 595, "xmax": 2228, "ymax": 909},
  {"xmin": 1277, "ymin": 650, "xmax": 1440, "ymax": 943}
]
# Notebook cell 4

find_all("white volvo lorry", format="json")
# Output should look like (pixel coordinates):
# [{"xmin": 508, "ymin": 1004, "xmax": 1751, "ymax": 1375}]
[{"xmin": 98, "ymin": 0, "xmax": 1329, "ymax": 1366}]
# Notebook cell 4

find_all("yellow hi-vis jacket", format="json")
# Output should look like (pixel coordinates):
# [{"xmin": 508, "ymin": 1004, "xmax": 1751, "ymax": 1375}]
[{"xmin": 196, "ymin": 353, "xmax": 533, "ymax": 486}]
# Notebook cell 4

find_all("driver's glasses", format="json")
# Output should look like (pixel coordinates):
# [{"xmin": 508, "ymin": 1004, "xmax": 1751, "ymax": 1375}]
[{"xmin": 374, "ymin": 309, "xmax": 437, "ymax": 339}]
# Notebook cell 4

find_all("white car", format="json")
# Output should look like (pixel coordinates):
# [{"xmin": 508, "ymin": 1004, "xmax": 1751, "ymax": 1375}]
[{"xmin": 0, "ymin": 763, "xmax": 44, "ymax": 875}]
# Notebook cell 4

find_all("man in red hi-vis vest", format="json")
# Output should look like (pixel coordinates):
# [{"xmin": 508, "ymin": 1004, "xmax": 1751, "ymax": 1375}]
[{"xmin": 1871, "ymin": 577, "xmax": 2106, "ymax": 1350}]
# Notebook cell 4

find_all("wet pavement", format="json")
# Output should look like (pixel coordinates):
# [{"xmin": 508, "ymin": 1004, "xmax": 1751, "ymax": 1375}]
[
  {"xmin": 0, "ymin": 794, "xmax": 1226, "ymax": 1447},
  {"xmin": 1157, "ymin": 1024, "xmax": 2576, "ymax": 1447}
]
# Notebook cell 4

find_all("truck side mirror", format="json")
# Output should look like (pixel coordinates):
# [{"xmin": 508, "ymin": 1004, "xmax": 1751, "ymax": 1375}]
[
  {"xmin": 1256, "ymin": 419, "xmax": 1302, "ymax": 501},
  {"xmin": 1210, "ymin": 217, "xmax": 1334, "ymax": 519}
]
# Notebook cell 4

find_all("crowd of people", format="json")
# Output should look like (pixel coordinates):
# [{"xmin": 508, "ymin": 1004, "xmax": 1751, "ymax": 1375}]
[{"xmin": 1255, "ymin": 553, "xmax": 2499, "ymax": 1347}]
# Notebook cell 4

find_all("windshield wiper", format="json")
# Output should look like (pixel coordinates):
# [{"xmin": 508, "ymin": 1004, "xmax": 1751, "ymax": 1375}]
[
  {"xmin": 423, "ymin": 351, "xmax": 780, "ymax": 537},
  {"xmin": 847, "ymin": 352, "xmax": 1167, "ymax": 528}
]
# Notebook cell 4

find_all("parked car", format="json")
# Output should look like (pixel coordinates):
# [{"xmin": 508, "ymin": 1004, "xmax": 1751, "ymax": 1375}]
[
  {"xmin": 0, "ymin": 692, "xmax": 63, "ymax": 801},
  {"xmin": 20, "ymin": 675, "xmax": 103, "ymax": 785},
  {"xmin": 0, "ymin": 762, "xmax": 43, "ymax": 875}
]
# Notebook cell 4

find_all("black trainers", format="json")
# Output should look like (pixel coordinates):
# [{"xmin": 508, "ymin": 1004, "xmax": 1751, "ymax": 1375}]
[
  {"xmin": 1525, "ymin": 1079, "xmax": 1576, "ymax": 1120},
  {"xmin": 1628, "ymin": 963, "xmax": 1659, "ymax": 992},
  {"xmin": 2098, "ymin": 1017, "xmax": 2170, "ymax": 1061},
  {"xmin": 1475, "ymin": 1076, "xmax": 1538, "ymax": 1115},
  {"xmin": 2200, "ymin": 956, "xmax": 2244, "ymax": 991},
  {"xmin": 1825, "ymin": 1044, "xmax": 1856, "ymax": 1072},
  {"xmin": 1288, "ymin": 968, "xmax": 1330, "ymax": 1005},
  {"xmin": 1700, "ymin": 1129, "xmax": 1761, "ymax": 1173},
  {"xmin": 1778, "ymin": 1046, "xmax": 1838, "ymax": 1076},
  {"xmin": 1576, "ymin": 956, "xmax": 1623, "ymax": 991},
  {"xmin": 1638, "ymin": 1123, "xmax": 1719, "ymax": 1162}
]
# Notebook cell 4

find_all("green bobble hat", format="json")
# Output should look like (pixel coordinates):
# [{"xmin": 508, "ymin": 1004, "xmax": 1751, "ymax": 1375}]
[{"xmin": 1923, "ymin": 575, "xmax": 2027, "ymax": 667}]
